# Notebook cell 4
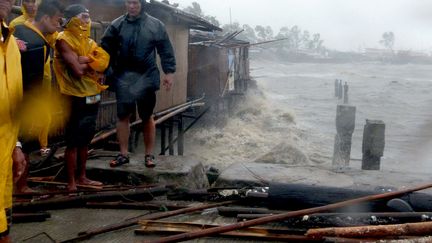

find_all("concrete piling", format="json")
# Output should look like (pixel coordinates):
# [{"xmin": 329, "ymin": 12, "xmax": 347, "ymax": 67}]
[
  {"xmin": 362, "ymin": 119, "xmax": 385, "ymax": 170},
  {"xmin": 332, "ymin": 105, "xmax": 356, "ymax": 170},
  {"xmin": 335, "ymin": 79, "xmax": 339, "ymax": 97},
  {"xmin": 343, "ymin": 82, "xmax": 349, "ymax": 104},
  {"xmin": 338, "ymin": 80, "xmax": 343, "ymax": 99},
  {"xmin": 177, "ymin": 116, "xmax": 184, "ymax": 155}
]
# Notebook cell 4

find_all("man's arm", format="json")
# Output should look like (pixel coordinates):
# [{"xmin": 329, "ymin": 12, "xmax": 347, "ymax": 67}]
[
  {"xmin": 156, "ymin": 25, "xmax": 176, "ymax": 91},
  {"xmin": 155, "ymin": 25, "xmax": 176, "ymax": 75},
  {"xmin": 12, "ymin": 146, "xmax": 26, "ymax": 183},
  {"xmin": 100, "ymin": 24, "xmax": 118, "ymax": 64},
  {"xmin": 56, "ymin": 39, "xmax": 89, "ymax": 77},
  {"xmin": 162, "ymin": 73, "xmax": 174, "ymax": 91}
]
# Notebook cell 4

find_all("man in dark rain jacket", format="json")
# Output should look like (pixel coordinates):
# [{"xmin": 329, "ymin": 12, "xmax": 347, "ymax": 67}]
[{"xmin": 101, "ymin": 0, "xmax": 176, "ymax": 168}]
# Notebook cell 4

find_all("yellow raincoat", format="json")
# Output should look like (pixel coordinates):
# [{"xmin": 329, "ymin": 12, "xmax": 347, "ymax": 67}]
[
  {"xmin": 9, "ymin": 0, "xmax": 41, "ymax": 28},
  {"xmin": 0, "ymin": 22, "xmax": 23, "ymax": 233},
  {"xmin": 18, "ymin": 21, "xmax": 53, "ymax": 145},
  {"xmin": 54, "ymin": 17, "xmax": 109, "ymax": 97}
]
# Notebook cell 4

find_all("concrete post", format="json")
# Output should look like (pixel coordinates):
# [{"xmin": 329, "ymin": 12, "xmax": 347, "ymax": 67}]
[
  {"xmin": 362, "ymin": 119, "xmax": 385, "ymax": 170},
  {"xmin": 338, "ymin": 80, "xmax": 343, "ymax": 99},
  {"xmin": 177, "ymin": 115, "xmax": 184, "ymax": 156},
  {"xmin": 343, "ymin": 82, "xmax": 349, "ymax": 104},
  {"xmin": 335, "ymin": 79, "xmax": 339, "ymax": 97},
  {"xmin": 332, "ymin": 105, "xmax": 356, "ymax": 170},
  {"xmin": 168, "ymin": 119, "xmax": 174, "ymax": 155},
  {"xmin": 160, "ymin": 124, "xmax": 166, "ymax": 155}
]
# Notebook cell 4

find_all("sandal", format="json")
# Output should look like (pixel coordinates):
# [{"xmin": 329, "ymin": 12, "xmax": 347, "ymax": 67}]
[
  {"xmin": 144, "ymin": 155, "xmax": 156, "ymax": 168},
  {"xmin": 40, "ymin": 148, "xmax": 51, "ymax": 156},
  {"xmin": 109, "ymin": 154, "xmax": 130, "ymax": 167}
]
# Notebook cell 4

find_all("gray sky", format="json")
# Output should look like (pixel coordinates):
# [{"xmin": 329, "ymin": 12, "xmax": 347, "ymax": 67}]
[{"xmin": 173, "ymin": 0, "xmax": 432, "ymax": 51}]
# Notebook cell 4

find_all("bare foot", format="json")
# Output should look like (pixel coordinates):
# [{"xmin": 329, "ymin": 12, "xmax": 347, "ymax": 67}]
[
  {"xmin": 15, "ymin": 186, "xmax": 36, "ymax": 194},
  {"xmin": 77, "ymin": 177, "xmax": 103, "ymax": 186},
  {"xmin": 67, "ymin": 183, "xmax": 77, "ymax": 192}
]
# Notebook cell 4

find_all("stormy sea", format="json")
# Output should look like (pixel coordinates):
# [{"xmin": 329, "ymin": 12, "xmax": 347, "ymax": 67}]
[{"xmin": 185, "ymin": 59, "xmax": 432, "ymax": 174}]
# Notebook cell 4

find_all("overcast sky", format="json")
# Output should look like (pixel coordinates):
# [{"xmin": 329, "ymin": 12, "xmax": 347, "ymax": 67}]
[{"xmin": 173, "ymin": 0, "xmax": 432, "ymax": 51}]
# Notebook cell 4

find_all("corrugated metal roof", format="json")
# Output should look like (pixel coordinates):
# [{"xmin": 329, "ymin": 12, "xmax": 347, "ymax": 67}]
[{"xmin": 148, "ymin": 0, "xmax": 222, "ymax": 32}]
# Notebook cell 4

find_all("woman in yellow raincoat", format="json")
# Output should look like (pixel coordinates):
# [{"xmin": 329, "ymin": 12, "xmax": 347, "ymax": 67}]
[
  {"xmin": 9, "ymin": 0, "xmax": 39, "ymax": 28},
  {"xmin": 0, "ymin": 0, "xmax": 26, "ymax": 240},
  {"xmin": 12, "ymin": 0, "xmax": 56, "ymax": 156},
  {"xmin": 53, "ymin": 4, "xmax": 109, "ymax": 191}
]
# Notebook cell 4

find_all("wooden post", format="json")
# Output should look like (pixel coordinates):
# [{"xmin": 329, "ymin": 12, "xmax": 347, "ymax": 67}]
[
  {"xmin": 334, "ymin": 79, "xmax": 339, "ymax": 97},
  {"xmin": 168, "ymin": 119, "xmax": 174, "ymax": 155},
  {"xmin": 343, "ymin": 82, "xmax": 349, "ymax": 104},
  {"xmin": 332, "ymin": 105, "xmax": 356, "ymax": 170},
  {"xmin": 362, "ymin": 119, "xmax": 385, "ymax": 170},
  {"xmin": 177, "ymin": 115, "xmax": 184, "ymax": 155},
  {"xmin": 160, "ymin": 124, "xmax": 166, "ymax": 155}
]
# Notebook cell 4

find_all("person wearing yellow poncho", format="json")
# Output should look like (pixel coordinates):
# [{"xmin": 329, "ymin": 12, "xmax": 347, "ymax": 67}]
[
  {"xmin": 13, "ymin": 0, "xmax": 63, "ymax": 194},
  {"xmin": 9, "ymin": 0, "xmax": 39, "ymax": 28},
  {"xmin": 12, "ymin": 0, "xmax": 57, "ymax": 157},
  {"xmin": 53, "ymin": 4, "xmax": 109, "ymax": 191},
  {"xmin": 0, "ymin": 0, "xmax": 26, "ymax": 241}
]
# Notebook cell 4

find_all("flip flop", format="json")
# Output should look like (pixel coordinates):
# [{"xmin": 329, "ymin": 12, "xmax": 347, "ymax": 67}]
[
  {"xmin": 145, "ymin": 155, "xmax": 156, "ymax": 168},
  {"xmin": 110, "ymin": 154, "xmax": 130, "ymax": 167}
]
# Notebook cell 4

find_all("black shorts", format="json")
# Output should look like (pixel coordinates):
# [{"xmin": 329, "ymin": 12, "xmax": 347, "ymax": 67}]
[
  {"xmin": 0, "ymin": 208, "xmax": 11, "ymax": 238},
  {"xmin": 64, "ymin": 95, "xmax": 99, "ymax": 147},
  {"xmin": 20, "ymin": 139, "xmax": 40, "ymax": 154},
  {"xmin": 117, "ymin": 89, "xmax": 156, "ymax": 120}
]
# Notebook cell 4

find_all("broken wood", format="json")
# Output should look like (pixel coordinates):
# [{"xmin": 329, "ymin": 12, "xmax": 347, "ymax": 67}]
[
  {"xmin": 14, "ymin": 183, "xmax": 165, "ymax": 197},
  {"xmin": 86, "ymin": 201, "xmax": 191, "ymax": 211},
  {"xmin": 60, "ymin": 201, "xmax": 236, "ymax": 243},
  {"xmin": 13, "ymin": 186, "xmax": 168, "ymax": 211},
  {"xmin": 167, "ymin": 188, "xmax": 244, "ymax": 201},
  {"xmin": 12, "ymin": 212, "xmax": 51, "ymax": 223},
  {"xmin": 136, "ymin": 220, "xmax": 318, "ymax": 242},
  {"xmin": 28, "ymin": 179, "xmax": 104, "ymax": 190},
  {"xmin": 146, "ymin": 182, "xmax": 432, "ymax": 243},
  {"xmin": 306, "ymin": 221, "xmax": 432, "ymax": 239},
  {"xmin": 237, "ymin": 212, "xmax": 432, "ymax": 227},
  {"xmin": 237, "ymin": 214, "xmax": 274, "ymax": 220},
  {"xmin": 217, "ymin": 206, "xmax": 282, "ymax": 217}
]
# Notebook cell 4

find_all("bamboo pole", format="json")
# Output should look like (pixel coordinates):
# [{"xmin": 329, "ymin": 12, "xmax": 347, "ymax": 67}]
[
  {"xmin": 60, "ymin": 201, "xmax": 235, "ymax": 243},
  {"xmin": 155, "ymin": 103, "xmax": 204, "ymax": 124},
  {"xmin": 136, "ymin": 220, "xmax": 319, "ymax": 242},
  {"xmin": 14, "ymin": 183, "xmax": 165, "ymax": 197},
  {"xmin": 90, "ymin": 100, "xmax": 205, "ymax": 145},
  {"xmin": 154, "ymin": 95, "xmax": 205, "ymax": 118},
  {"xmin": 306, "ymin": 221, "xmax": 432, "ymax": 239},
  {"xmin": 14, "ymin": 186, "xmax": 168, "ymax": 211},
  {"xmin": 217, "ymin": 206, "xmax": 282, "ymax": 217},
  {"xmin": 145, "ymin": 182, "xmax": 432, "ymax": 243},
  {"xmin": 238, "ymin": 212, "xmax": 432, "ymax": 225},
  {"xmin": 85, "ymin": 201, "xmax": 189, "ymax": 210}
]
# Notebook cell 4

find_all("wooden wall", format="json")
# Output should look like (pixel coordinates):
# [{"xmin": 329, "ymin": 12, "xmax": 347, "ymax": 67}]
[
  {"xmin": 188, "ymin": 45, "xmax": 229, "ymax": 104},
  {"xmin": 155, "ymin": 23, "xmax": 189, "ymax": 111}
]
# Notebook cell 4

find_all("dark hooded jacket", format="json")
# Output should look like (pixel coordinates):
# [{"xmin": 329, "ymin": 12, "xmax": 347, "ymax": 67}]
[{"xmin": 101, "ymin": 6, "xmax": 176, "ymax": 102}]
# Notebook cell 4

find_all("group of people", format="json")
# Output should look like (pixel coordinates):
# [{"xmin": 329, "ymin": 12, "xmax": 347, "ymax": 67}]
[{"xmin": 0, "ymin": 0, "xmax": 176, "ymax": 241}]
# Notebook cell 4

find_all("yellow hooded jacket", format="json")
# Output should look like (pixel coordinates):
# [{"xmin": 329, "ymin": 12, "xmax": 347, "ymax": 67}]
[
  {"xmin": 54, "ymin": 17, "xmax": 109, "ymax": 97},
  {"xmin": 0, "ymin": 22, "xmax": 23, "ymax": 233},
  {"xmin": 9, "ymin": 0, "xmax": 41, "ymax": 28}
]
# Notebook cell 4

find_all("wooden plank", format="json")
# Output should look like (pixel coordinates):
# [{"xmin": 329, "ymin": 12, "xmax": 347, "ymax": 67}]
[
  {"xmin": 136, "ymin": 220, "xmax": 318, "ymax": 242},
  {"xmin": 306, "ymin": 221, "xmax": 432, "ymax": 239}
]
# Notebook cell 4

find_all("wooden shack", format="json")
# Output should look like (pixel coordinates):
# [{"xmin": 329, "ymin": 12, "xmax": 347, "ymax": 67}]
[{"xmin": 188, "ymin": 30, "xmax": 251, "ymax": 111}]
